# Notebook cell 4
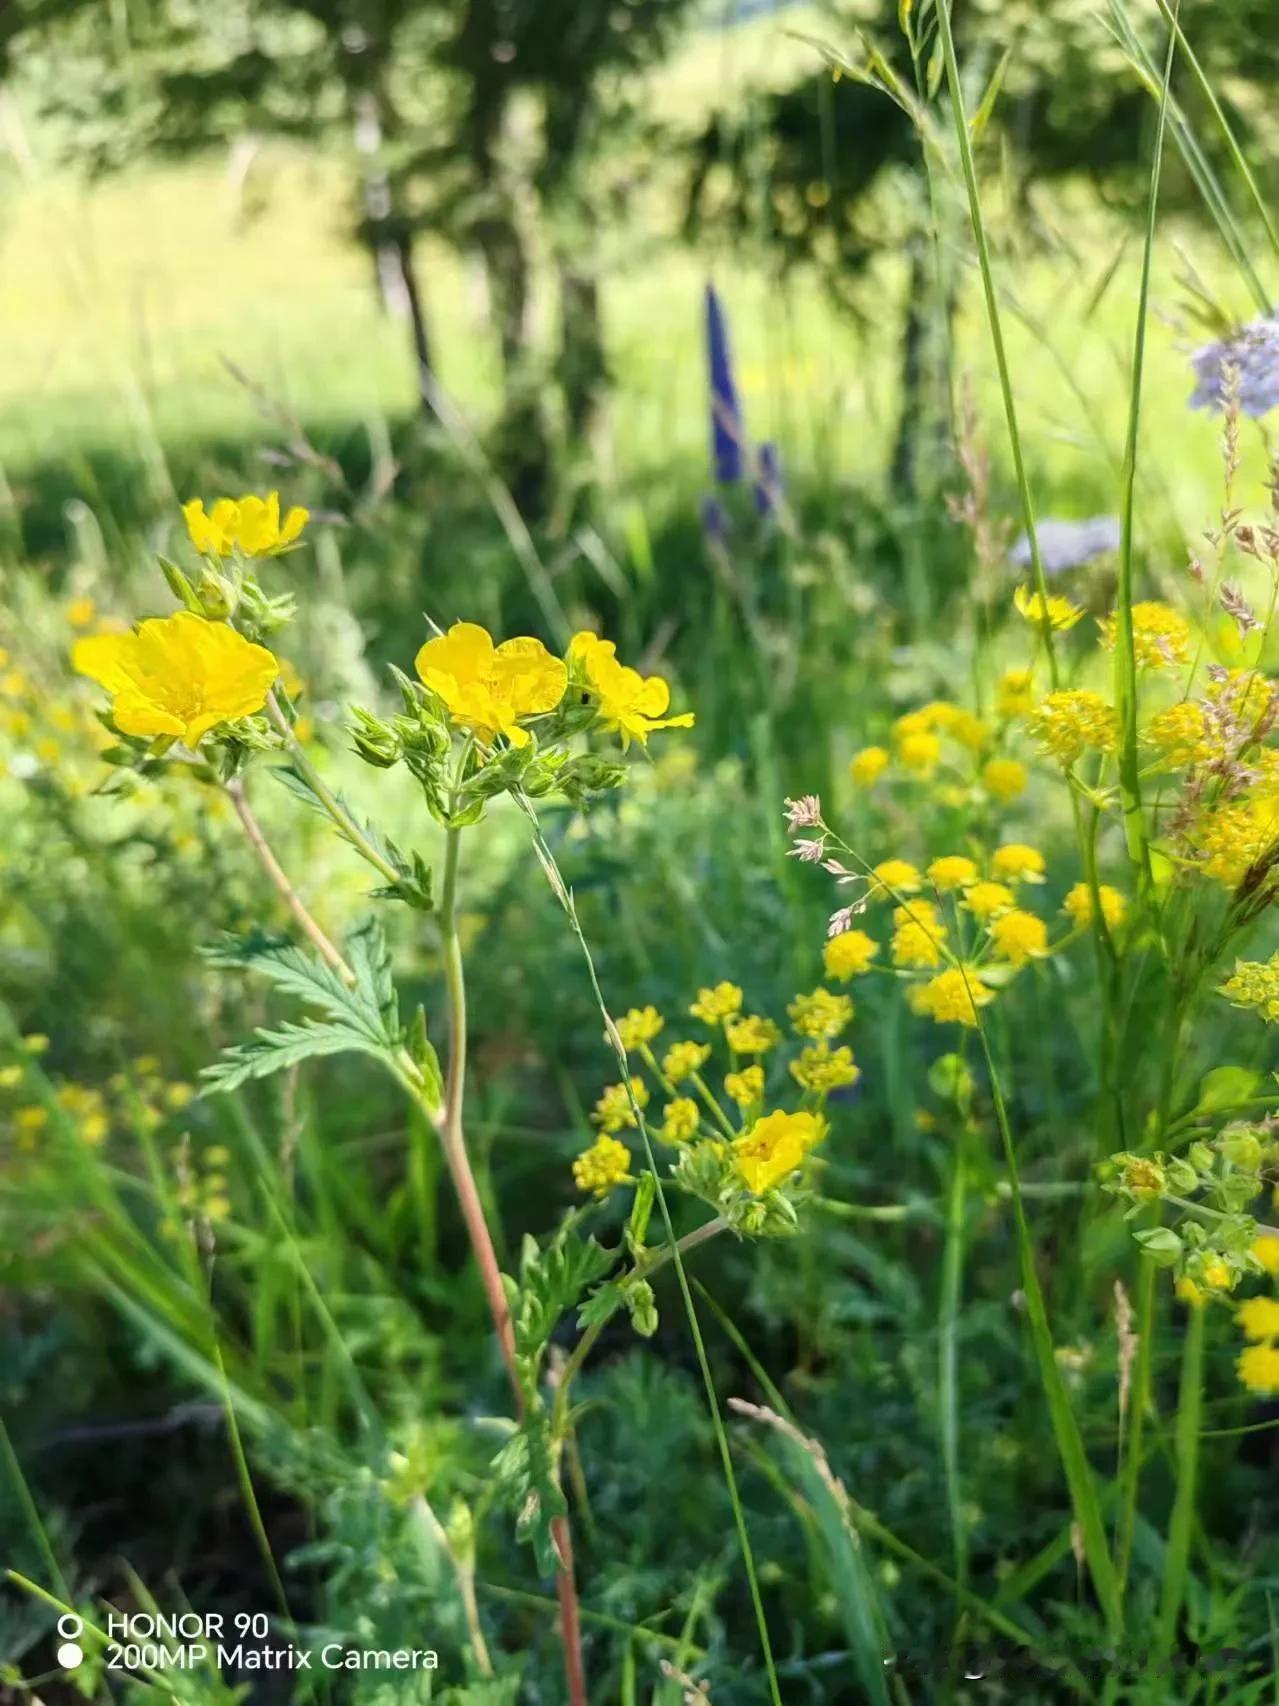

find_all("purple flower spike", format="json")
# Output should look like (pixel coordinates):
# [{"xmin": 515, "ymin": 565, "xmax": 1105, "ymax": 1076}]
[
  {"xmin": 1189, "ymin": 314, "xmax": 1279, "ymax": 418},
  {"xmin": 706, "ymin": 283, "xmax": 746, "ymax": 484}
]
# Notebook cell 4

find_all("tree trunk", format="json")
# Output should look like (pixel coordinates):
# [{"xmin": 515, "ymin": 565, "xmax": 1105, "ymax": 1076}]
[{"xmin": 557, "ymin": 255, "xmax": 607, "ymax": 447}]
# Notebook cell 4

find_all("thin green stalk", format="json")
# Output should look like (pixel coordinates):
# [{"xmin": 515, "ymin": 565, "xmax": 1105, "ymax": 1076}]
[
  {"xmin": 1113, "ymin": 2, "xmax": 1179, "ymax": 890},
  {"xmin": 0, "ymin": 1419, "xmax": 68, "ymax": 1598},
  {"xmin": 211, "ymin": 1338, "xmax": 292, "ymax": 1623},
  {"xmin": 515, "ymin": 792, "xmax": 784, "ymax": 1706},
  {"xmin": 933, "ymin": 0, "xmax": 1060, "ymax": 692},
  {"xmin": 1154, "ymin": 1300, "xmax": 1205, "ymax": 1666},
  {"xmin": 940, "ymin": 1136, "xmax": 968, "ymax": 1593},
  {"xmin": 1116, "ymin": 1253, "xmax": 1156, "ymax": 1595}
]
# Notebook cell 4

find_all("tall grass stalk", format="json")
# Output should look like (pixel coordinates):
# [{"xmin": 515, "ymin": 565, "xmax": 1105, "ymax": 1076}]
[
  {"xmin": 1113, "ymin": 1, "xmax": 1180, "ymax": 890},
  {"xmin": 1154, "ymin": 1298, "xmax": 1205, "ymax": 1666}
]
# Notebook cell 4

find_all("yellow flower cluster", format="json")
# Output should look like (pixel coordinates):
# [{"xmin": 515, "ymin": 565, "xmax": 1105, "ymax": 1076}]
[
  {"xmin": 1029, "ymin": 690, "xmax": 1118, "ymax": 766},
  {"xmin": 823, "ymin": 929, "xmax": 879, "ymax": 981},
  {"xmin": 1062, "ymin": 882, "xmax": 1127, "ymax": 932},
  {"xmin": 663, "ymin": 1041, "xmax": 712, "ymax": 1084},
  {"xmin": 592, "ymin": 1077, "xmax": 649, "ymax": 1132},
  {"xmin": 1237, "ymin": 1290, "xmax": 1279, "ymax": 1395},
  {"xmin": 725, "ymin": 1015, "xmax": 781, "ymax": 1054},
  {"xmin": 616, "ymin": 1006, "xmax": 664, "ymax": 1049},
  {"xmin": 787, "ymin": 988, "xmax": 853, "ymax": 1039},
  {"xmin": 790, "ymin": 1043, "xmax": 859, "ymax": 1094},
  {"xmin": 1220, "ymin": 953, "xmax": 1279, "ymax": 1023},
  {"xmin": 1014, "ymin": 585, "xmax": 1084, "ymax": 632},
  {"xmin": 908, "ymin": 968, "xmax": 995, "ymax": 1028},
  {"xmin": 689, "ymin": 983, "xmax": 743, "ymax": 1024},
  {"xmin": 1098, "ymin": 601, "xmax": 1191, "ymax": 670},
  {"xmin": 573, "ymin": 1135, "xmax": 633, "ymax": 1197}
]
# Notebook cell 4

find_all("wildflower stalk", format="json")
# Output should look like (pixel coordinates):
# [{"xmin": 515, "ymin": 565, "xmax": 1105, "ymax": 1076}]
[
  {"xmin": 226, "ymin": 745, "xmax": 586, "ymax": 1704},
  {"xmin": 514, "ymin": 790, "xmax": 785, "ymax": 1706},
  {"xmin": 1154, "ymin": 1297, "xmax": 1205, "ymax": 1663},
  {"xmin": 1115, "ymin": 1251, "xmax": 1156, "ymax": 1594},
  {"xmin": 939, "ymin": 1132, "xmax": 968, "ymax": 1594},
  {"xmin": 1112, "ymin": 3, "xmax": 1179, "ymax": 892}
]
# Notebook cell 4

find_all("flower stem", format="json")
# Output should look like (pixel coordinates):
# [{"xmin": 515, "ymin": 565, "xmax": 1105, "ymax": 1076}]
[
  {"xmin": 224, "ymin": 779, "xmax": 351, "ymax": 981},
  {"xmin": 1154, "ymin": 1297, "xmax": 1205, "ymax": 1664}
]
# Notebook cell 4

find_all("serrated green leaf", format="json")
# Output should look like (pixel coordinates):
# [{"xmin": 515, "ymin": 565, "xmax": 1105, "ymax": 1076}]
[{"xmin": 200, "ymin": 1020, "xmax": 391, "ymax": 1094}]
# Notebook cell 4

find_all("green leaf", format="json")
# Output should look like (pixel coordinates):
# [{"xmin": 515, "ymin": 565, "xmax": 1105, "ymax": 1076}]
[
  {"xmin": 969, "ymin": 47, "xmax": 1011, "ymax": 143},
  {"xmin": 201, "ymin": 1020, "xmax": 391, "ymax": 1094},
  {"xmin": 1195, "ymin": 1066, "xmax": 1261, "ymax": 1116},
  {"xmin": 271, "ymin": 765, "xmax": 433, "ymax": 910},
  {"xmin": 407, "ymin": 1004, "xmax": 444, "ymax": 1111}
]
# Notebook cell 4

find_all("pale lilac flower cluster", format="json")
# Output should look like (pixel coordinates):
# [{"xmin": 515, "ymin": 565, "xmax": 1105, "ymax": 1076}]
[
  {"xmin": 1009, "ymin": 516, "xmax": 1120, "ymax": 575},
  {"xmin": 1190, "ymin": 315, "xmax": 1279, "ymax": 418}
]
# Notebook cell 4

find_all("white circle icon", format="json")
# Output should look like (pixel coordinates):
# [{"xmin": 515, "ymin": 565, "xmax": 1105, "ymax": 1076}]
[
  {"xmin": 57, "ymin": 1641, "xmax": 84, "ymax": 1669},
  {"xmin": 57, "ymin": 1615, "xmax": 84, "ymax": 1639}
]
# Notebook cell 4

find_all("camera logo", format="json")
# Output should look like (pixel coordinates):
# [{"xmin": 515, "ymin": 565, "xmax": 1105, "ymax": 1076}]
[{"xmin": 57, "ymin": 1614, "xmax": 84, "ymax": 1670}]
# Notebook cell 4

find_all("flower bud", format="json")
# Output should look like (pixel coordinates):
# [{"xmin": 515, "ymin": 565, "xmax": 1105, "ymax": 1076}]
[{"xmin": 1122, "ymin": 1156, "xmax": 1166, "ymax": 1201}]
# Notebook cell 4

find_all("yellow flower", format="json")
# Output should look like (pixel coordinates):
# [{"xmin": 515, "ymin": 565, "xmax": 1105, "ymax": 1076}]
[
  {"xmin": 1252, "ymin": 1235, "xmax": 1279, "ymax": 1277},
  {"xmin": 1175, "ymin": 1277, "xmax": 1204, "ymax": 1308},
  {"xmin": 927, "ymin": 855, "xmax": 978, "ymax": 892},
  {"xmin": 1143, "ymin": 701, "xmax": 1210, "ymax": 768},
  {"xmin": 15, "ymin": 1105, "xmax": 48, "ymax": 1133},
  {"xmin": 1098, "ymin": 602, "xmax": 1191, "ymax": 670},
  {"xmin": 982, "ymin": 757, "xmax": 1028, "ymax": 802},
  {"xmin": 1202, "ymin": 1259, "xmax": 1234, "ymax": 1293},
  {"xmin": 824, "ymin": 929, "xmax": 879, "ymax": 981},
  {"xmin": 663, "ymin": 1041, "xmax": 712, "ymax": 1083},
  {"xmin": 989, "ymin": 908, "xmax": 1048, "ymax": 967},
  {"xmin": 996, "ymin": 668, "xmax": 1036, "ymax": 719},
  {"xmin": 732, "ymin": 1109, "xmax": 827, "ymax": 1193},
  {"xmin": 183, "ymin": 492, "xmax": 309, "ymax": 558},
  {"xmin": 869, "ymin": 859, "xmax": 921, "ymax": 897},
  {"xmin": 991, "ymin": 843, "xmax": 1046, "ymax": 884},
  {"xmin": 892, "ymin": 919, "xmax": 945, "ymax": 968},
  {"xmin": 787, "ymin": 988, "xmax": 853, "ymax": 1039},
  {"xmin": 850, "ymin": 745, "xmax": 890, "ymax": 787},
  {"xmin": 22, "ymin": 1034, "xmax": 50, "ymax": 1054},
  {"xmin": 963, "ymin": 881, "xmax": 1015, "ymax": 921},
  {"xmin": 896, "ymin": 729, "xmax": 941, "ymax": 776},
  {"xmin": 66, "ymin": 596, "xmax": 96, "ymax": 629},
  {"xmin": 725, "ymin": 1015, "xmax": 781, "ymax": 1054},
  {"xmin": 592, "ymin": 1078, "xmax": 649, "ymax": 1132},
  {"xmin": 1029, "ymin": 691, "xmax": 1118, "ymax": 765},
  {"xmin": 1196, "ymin": 796, "xmax": 1279, "ymax": 887},
  {"xmin": 1014, "ymin": 584, "xmax": 1084, "ymax": 631},
  {"xmin": 573, "ymin": 1135, "xmax": 632, "ymax": 1197},
  {"xmin": 416, "ymin": 621, "xmax": 567, "ymax": 749},
  {"xmin": 1062, "ymin": 882, "xmax": 1126, "ymax": 932},
  {"xmin": 0, "ymin": 1065, "xmax": 23, "ymax": 1089},
  {"xmin": 790, "ymin": 1043, "xmax": 860, "ymax": 1094},
  {"xmin": 616, "ymin": 1006, "xmax": 664, "ymax": 1050},
  {"xmin": 660, "ymin": 1097, "xmax": 701, "ymax": 1143},
  {"xmin": 908, "ymin": 968, "xmax": 995, "ymax": 1027},
  {"xmin": 724, "ymin": 1065, "xmax": 765, "ymax": 1108},
  {"xmin": 1238, "ymin": 1338, "xmax": 1279, "ymax": 1394},
  {"xmin": 689, "ymin": 983, "xmax": 743, "ymax": 1025},
  {"xmin": 569, "ymin": 631, "xmax": 694, "ymax": 748},
  {"xmin": 1236, "ymin": 1297, "xmax": 1279, "ymax": 1341},
  {"xmin": 72, "ymin": 613, "xmax": 278, "ymax": 748}
]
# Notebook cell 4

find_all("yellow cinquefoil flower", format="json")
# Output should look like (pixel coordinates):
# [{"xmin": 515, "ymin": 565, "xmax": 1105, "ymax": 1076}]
[
  {"xmin": 184, "ymin": 492, "xmax": 309, "ymax": 558},
  {"xmin": 689, "ymin": 983, "xmax": 743, "ymax": 1024},
  {"xmin": 1014, "ymin": 585, "xmax": 1084, "ymax": 631},
  {"xmin": 732, "ymin": 1108, "xmax": 827, "ymax": 1193},
  {"xmin": 823, "ymin": 929, "xmax": 879, "ymax": 981},
  {"xmin": 569, "ymin": 631, "xmax": 694, "ymax": 748},
  {"xmin": 989, "ymin": 909, "xmax": 1048, "ymax": 967},
  {"xmin": 982, "ymin": 757, "xmax": 1028, "ymax": 802},
  {"xmin": 1098, "ymin": 602, "xmax": 1191, "ymax": 670},
  {"xmin": 73, "ymin": 611, "xmax": 279, "ymax": 747},
  {"xmin": 725, "ymin": 1015, "xmax": 781, "ymax": 1054},
  {"xmin": 1237, "ymin": 1297, "xmax": 1279, "ymax": 1340},
  {"xmin": 908, "ymin": 968, "xmax": 995, "ymax": 1028},
  {"xmin": 787, "ymin": 988, "xmax": 853, "ymax": 1039},
  {"xmin": 663, "ymin": 1041, "xmax": 712, "ymax": 1083},
  {"xmin": 416, "ymin": 621, "xmax": 567, "ymax": 749},
  {"xmin": 660, "ymin": 1097, "xmax": 700, "ymax": 1143},
  {"xmin": 616, "ymin": 1006, "xmax": 664, "ymax": 1050},
  {"xmin": 1062, "ymin": 882, "xmax": 1126, "ymax": 932},
  {"xmin": 724, "ymin": 1065, "xmax": 764, "ymax": 1108},
  {"xmin": 850, "ymin": 745, "xmax": 889, "ymax": 787},
  {"xmin": 573, "ymin": 1135, "xmax": 632, "ymax": 1197}
]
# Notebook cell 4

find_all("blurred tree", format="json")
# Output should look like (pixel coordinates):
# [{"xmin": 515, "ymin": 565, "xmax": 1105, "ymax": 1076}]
[{"xmin": 684, "ymin": 0, "xmax": 1279, "ymax": 498}]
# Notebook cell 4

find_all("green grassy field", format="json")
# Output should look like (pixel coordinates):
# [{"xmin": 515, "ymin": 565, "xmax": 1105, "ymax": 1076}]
[{"xmin": 6, "ymin": 6, "xmax": 1279, "ymax": 1703}]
